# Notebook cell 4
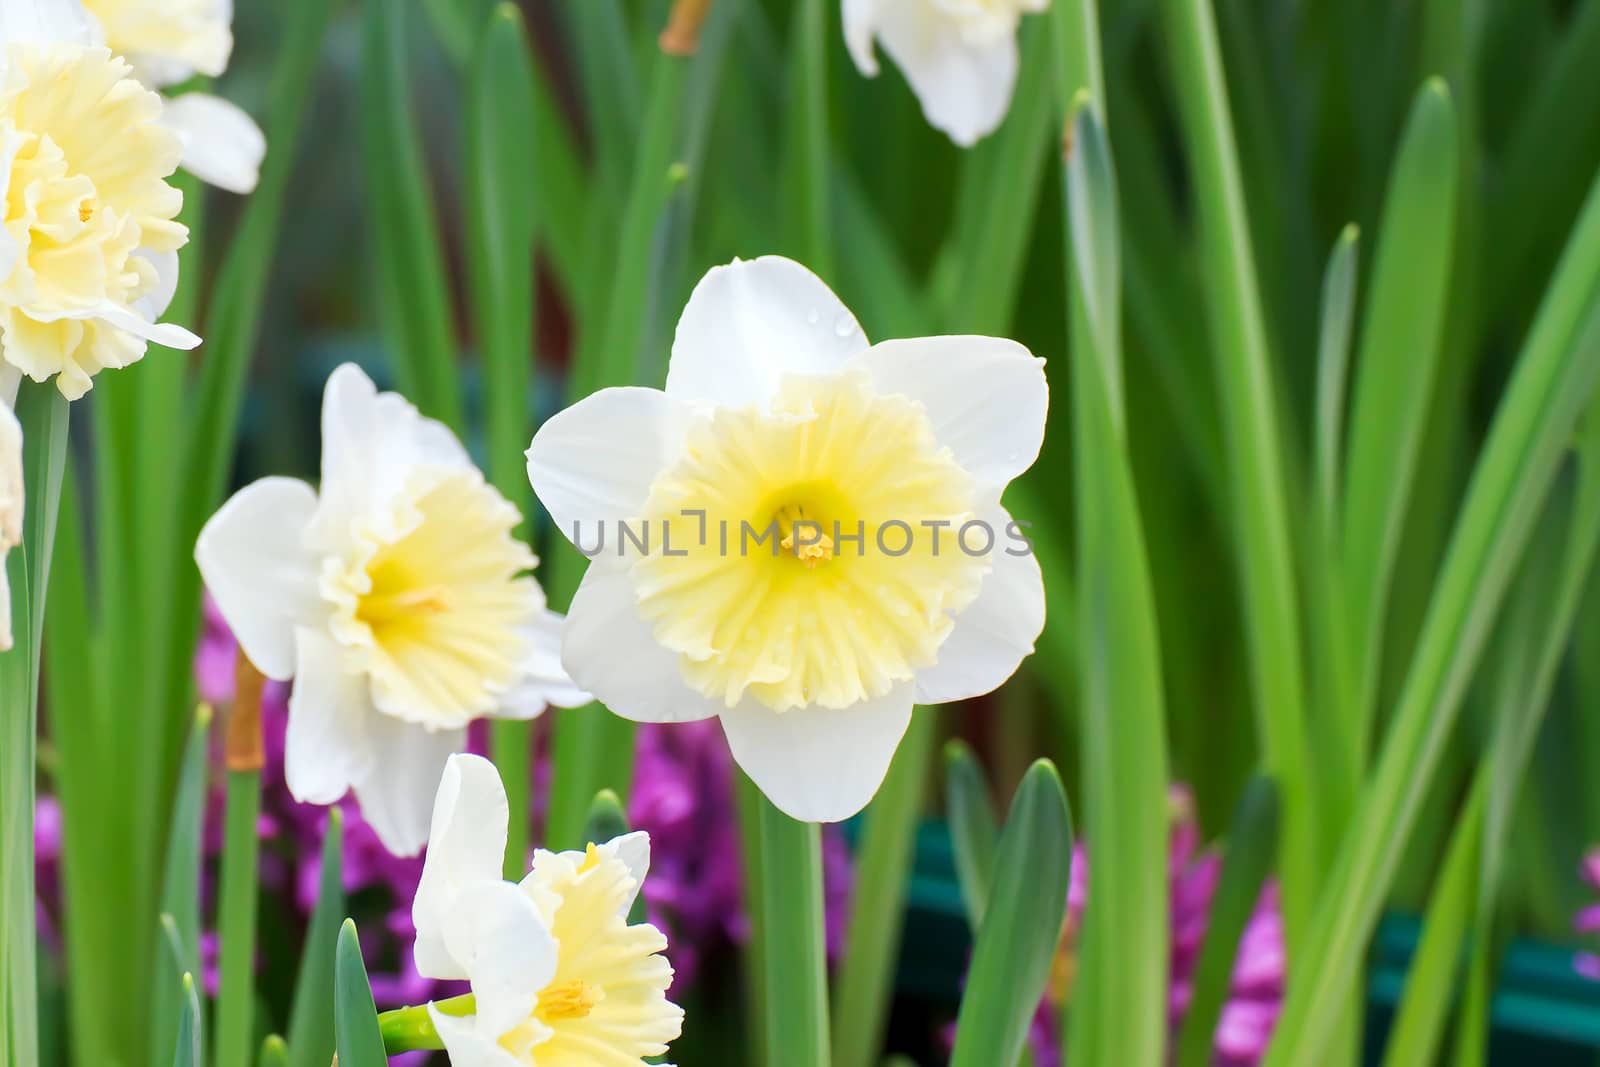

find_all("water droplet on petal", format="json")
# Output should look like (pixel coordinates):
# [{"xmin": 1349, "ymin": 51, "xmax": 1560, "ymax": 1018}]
[
  {"xmin": 834, "ymin": 315, "xmax": 856, "ymax": 338},
  {"xmin": 807, "ymin": 308, "xmax": 820, "ymax": 325}
]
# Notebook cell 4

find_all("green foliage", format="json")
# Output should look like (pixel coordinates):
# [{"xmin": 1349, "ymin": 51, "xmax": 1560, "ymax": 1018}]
[
  {"xmin": 287, "ymin": 810, "xmax": 345, "ymax": 1067},
  {"xmin": 948, "ymin": 761, "xmax": 1074, "ymax": 1067},
  {"xmin": 333, "ymin": 922, "xmax": 387, "ymax": 1067}
]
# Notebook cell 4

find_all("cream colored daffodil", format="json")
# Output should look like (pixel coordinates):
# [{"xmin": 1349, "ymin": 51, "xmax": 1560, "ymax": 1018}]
[
  {"xmin": 77, "ymin": 0, "xmax": 263, "ymax": 193},
  {"xmin": 843, "ymin": 0, "xmax": 1050, "ymax": 146},
  {"xmin": 196, "ymin": 364, "xmax": 587, "ymax": 856},
  {"xmin": 526, "ymin": 256, "xmax": 1048, "ymax": 822},
  {"xmin": 0, "ymin": 0, "xmax": 201, "ymax": 399},
  {"xmin": 413, "ymin": 753, "xmax": 683, "ymax": 1067}
]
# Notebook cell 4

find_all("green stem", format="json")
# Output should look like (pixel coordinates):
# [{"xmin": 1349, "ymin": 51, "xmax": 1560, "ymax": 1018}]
[
  {"xmin": 377, "ymin": 994, "xmax": 474, "ymax": 1054},
  {"xmin": 829, "ymin": 711, "xmax": 935, "ymax": 1067},
  {"xmin": 0, "ymin": 385, "xmax": 68, "ymax": 1067},
  {"xmin": 465, "ymin": 5, "xmax": 541, "ymax": 875},
  {"xmin": 215, "ymin": 769, "xmax": 262, "ymax": 1067},
  {"xmin": 734, "ymin": 772, "xmax": 770, "ymax": 1062},
  {"xmin": 783, "ymin": 0, "xmax": 833, "ymax": 278},
  {"xmin": 758, "ymin": 798, "xmax": 831, "ymax": 1067},
  {"xmin": 1160, "ymin": 0, "xmax": 1319, "ymax": 947}
]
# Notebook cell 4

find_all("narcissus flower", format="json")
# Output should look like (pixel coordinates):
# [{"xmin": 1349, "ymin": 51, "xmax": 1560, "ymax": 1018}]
[
  {"xmin": 196, "ymin": 364, "xmax": 586, "ymax": 856},
  {"xmin": 413, "ymin": 753, "xmax": 683, "ymax": 1066},
  {"xmin": 0, "ymin": 0, "xmax": 201, "ymax": 399},
  {"xmin": 843, "ymin": 0, "xmax": 1049, "ymax": 147},
  {"xmin": 527, "ymin": 256, "xmax": 1047, "ymax": 822},
  {"xmin": 78, "ymin": 0, "xmax": 264, "ymax": 193}
]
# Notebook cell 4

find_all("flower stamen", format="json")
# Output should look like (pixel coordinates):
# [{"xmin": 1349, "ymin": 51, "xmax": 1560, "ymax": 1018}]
[
  {"xmin": 356, "ymin": 585, "xmax": 451, "ymax": 626},
  {"xmin": 537, "ymin": 979, "xmax": 602, "ymax": 1022},
  {"xmin": 777, "ymin": 503, "xmax": 835, "ymax": 568}
]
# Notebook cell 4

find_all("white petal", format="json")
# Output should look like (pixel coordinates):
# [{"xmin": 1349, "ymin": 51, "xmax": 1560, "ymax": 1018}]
[
  {"xmin": 413, "ymin": 753, "xmax": 514, "ymax": 979},
  {"xmin": 853, "ymin": 335, "xmax": 1046, "ymax": 491},
  {"xmin": 307, "ymin": 364, "xmax": 471, "ymax": 549},
  {"xmin": 873, "ymin": 4, "xmax": 1019, "ymax": 147},
  {"xmin": 842, "ymin": 0, "xmax": 881, "ymax": 75},
  {"xmin": 562, "ymin": 559, "xmax": 720, "ymax": 724},
  {"xmin": 0, "ymin": 0, "xmax": 99, "ymax": 47},
  {"xmin": 134, "ymin": 250, "xmax": 180, "ymax": 323},
  {"xmin": 284, "ymin": 628, "xmax": 374, "ymax": 805},
  {"xmin": 24, "ymin": 299, "xmax": 201, "ymax": 351},
  {"xmin": 913, "ymin": 499, "xmax": 1044, "ymax": 703},
  {"xmin": 495, "ymin": 610, "xmax": 591, "ymax": 720},
  {"xmin": 664, "ymin": 256, "xmax": 868, "ymax": 408},
  {"xmin": 163, "ymin": 92, "xmax": 265, "ymax": 195},
  {"xmin": 428, "ymin": 1003, "xmax": 536, "ymax": 1067},
  {"xmin": 608, "ymin": 830, "xmax": 651, "ymax": 914},
  {"xmin": 442, "ymin": 879, "xmax": 557, "ymax": 1039},
  {"xmin": 194, "ymin": 477, "xmax": 320, "ymax": 680},
  {"xmin": 526, "ymin": 386, "xmax": 686, "ymax": 551},
  {"xmin": 352, "ymin": 715, "xmax": 465, "ymax": 857},
  {"xmin": 720, "ymin": 684, "xmax": 916, "ymax": 822}
]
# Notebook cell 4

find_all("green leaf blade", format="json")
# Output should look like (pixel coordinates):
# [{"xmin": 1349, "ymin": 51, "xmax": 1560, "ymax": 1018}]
[
  {"xmin": 948, "ymin": 760, "xmax": 1073, "ymax": 1067},
  {"xmin": 1341, "ymin": 79, "xmax": 1461, "ymax": 748},
  {"xmin": 287, "ymin": 809, "xmax": 346, "ymax": 1067},
  {"xmin": 335, "ymin": 921, "xmax": 388, "ymax": 1067},
  {"xmin": 1175, "ymin": 777, "xmax": 1279, "ymax": 1067}
]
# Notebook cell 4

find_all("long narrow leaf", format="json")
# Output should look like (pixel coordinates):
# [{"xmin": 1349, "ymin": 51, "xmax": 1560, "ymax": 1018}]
[
  {"xmin": 170, "ymin": 974, "xmax": 201, "ymax": 1067},
  {"xmin": 1314, "ymin": 225, "xmax": 1360, "ymax": 538},
  {"xmin": 948, "ymin": 761, "xmax": 1073, "ymax": 1067},
  {"xmin": 465, "ymin": 2, "xmax": 540, "ymax": 879},
  {"xmin": 1262, "ymin": 163, "xmax": 1600, "ymax": 1066},
  {"xmin": 1, "ymin": 382, "xmax": 68, "ymax": 1067},
  {"xmin": 1175, "ymin": 776, "xmax": 1279, "ymax": 1067},
  {"xmin": 1341, "ymin": 79, "xmax": 1460, "ymax": 751},
  {"xmin": 287, "ymin": 809, "xmax": 345, "ymax": 1067},
  {"xmin": 334, "ymin": 921, "xmax": 388, "ymax": 1067},
  {"xmin": 1377, "ymin": 775, "xmax": 1486, "ymax": 1067},
  {"xmin": 147, "ymin": 707, "xmax": 214, "ymax": 1067},
  {"xmin": 831, "ymin": 712, "xmax": 936, "ymax": 1067},
  {"xmin": 945, "ymin": 740, "xmax": 1001, "ymax": 925},
  {"xmin": 1159, "ymin": 0, "xmax": 1318, "ymax": 943},
  {"xmin": 361, "ymin": 0, "xmax": 464, "ymax": 430},
  {"xmin": 1060, "ymin": 99, "xmax": 1171, "ymax": 1067}
]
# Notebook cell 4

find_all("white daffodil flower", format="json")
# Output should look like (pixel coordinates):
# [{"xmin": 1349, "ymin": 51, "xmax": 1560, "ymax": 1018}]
[
  {"xmin": 196, "ymin": 364, "xmax": 588, "ymax": 856},
  {"xmin": 76, "ymin": 0, "xmax": 263, "ymax": 194},
  {"xmin": 527, "ymin": 256, "xmax": 1048, "ymax": 822},
  {"xmin": 0, "ymin": 0, "xmax": 202, "ymax": 400},
  {"xmin": 413, "ymin": 753, "xmax": 683, "ymax": 1066},
  {"xmin": 843, "ymin": 0, "xmax": 1050, "ymax": 147},
  {"xmin": 0, "ymin": 368, "xmax": 22, "ymax": 651}
]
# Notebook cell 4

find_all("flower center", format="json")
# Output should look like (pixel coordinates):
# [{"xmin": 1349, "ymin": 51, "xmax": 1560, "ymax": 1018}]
[
  {"xmin": 323, "ymin": 467, "xmax": 538, "ymax": 728},
  {"xmin": 633, "ymin": 371, "xmax": 989, "ymax": 712},
  {"xmin": 355, "ymin": 581, "xmax": 450, "ymax": 627},
  {"xmin": 776, "ymin": 502, "xmax": 834, "ymax": 568},
  {"xmin": 537, "ymin": 980, "xmax": 601, "ymax": 1022}
]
